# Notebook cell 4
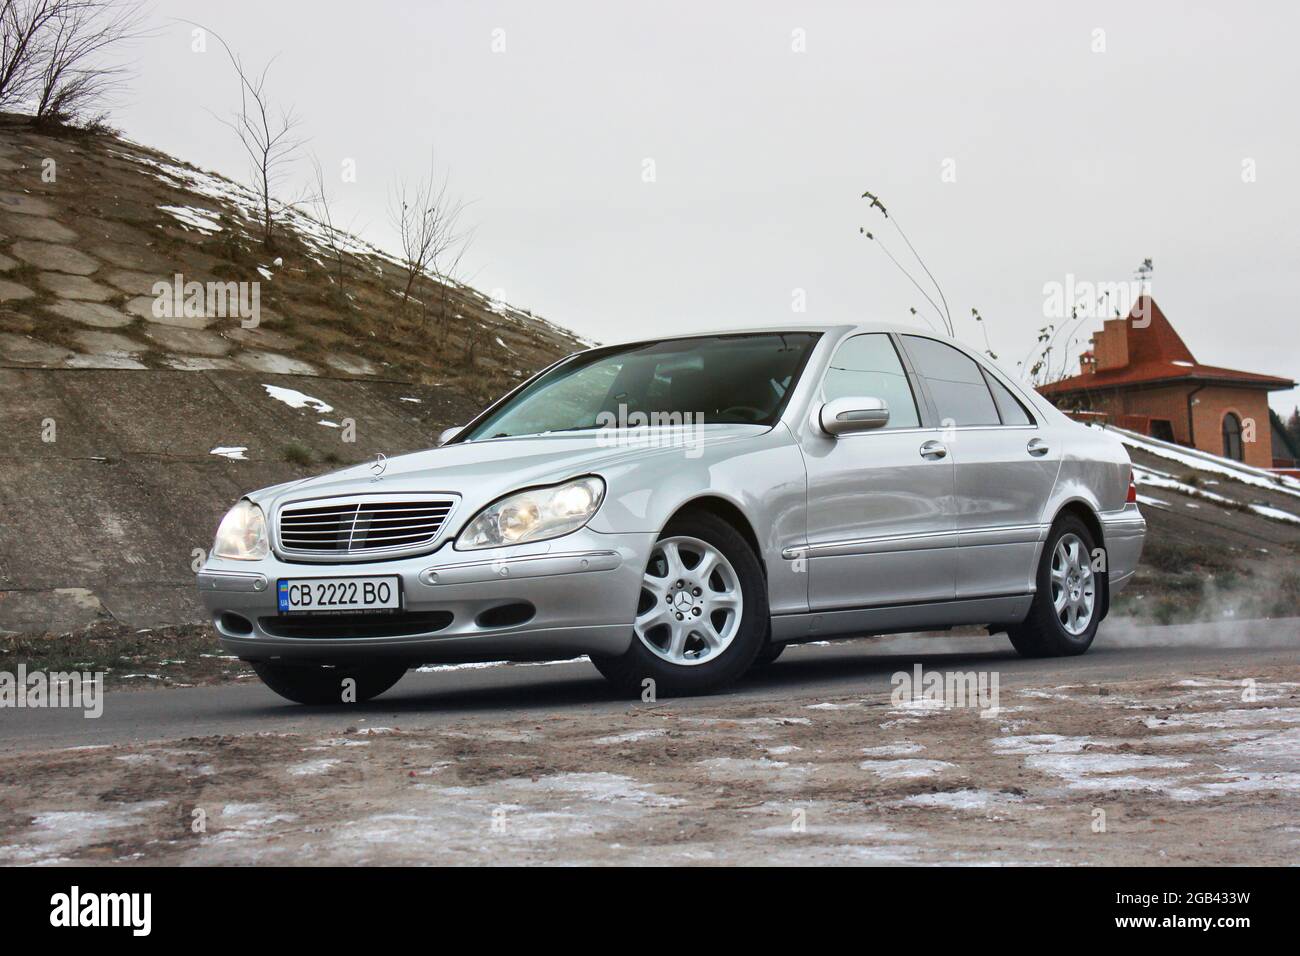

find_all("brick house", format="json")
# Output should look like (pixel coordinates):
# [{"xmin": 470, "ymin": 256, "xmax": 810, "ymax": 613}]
[{"xmin": 1037, "ymin": 295, "xmax": 1295, "ymax": 469}]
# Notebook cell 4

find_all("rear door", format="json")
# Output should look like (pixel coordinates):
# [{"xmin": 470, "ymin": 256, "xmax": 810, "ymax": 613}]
[
  {"xmin": 799, "ymin": 332, "xmax": 957, "ymax": 609},
  {"xmin": 898, "ymin": 335, "xmax": 1061, "ymax": 599}
]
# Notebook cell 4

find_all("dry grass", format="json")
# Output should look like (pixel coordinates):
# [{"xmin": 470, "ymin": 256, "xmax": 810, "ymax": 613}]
[{"xmin": 0, "ymin": 111, "xmax": 588, "ymax": 385}]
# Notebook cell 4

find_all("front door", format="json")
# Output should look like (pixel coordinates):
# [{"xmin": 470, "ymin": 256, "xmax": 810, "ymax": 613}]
[{"xmin": 799, "ymin": 333, "xmax": 957, "ymax": 610}]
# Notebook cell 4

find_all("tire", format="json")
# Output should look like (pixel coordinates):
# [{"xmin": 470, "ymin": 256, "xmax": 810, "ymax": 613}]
[
  {"xmin": 251, "ymin": 661, "xmax": 408, "ymax": 705},
  {"xmin": 590, "ymin": 509, "xmax": 769, "ymax": 697},
  {"xmin": 1006, "ymin": 515, "xmax": 1101, "ymax": 658}
]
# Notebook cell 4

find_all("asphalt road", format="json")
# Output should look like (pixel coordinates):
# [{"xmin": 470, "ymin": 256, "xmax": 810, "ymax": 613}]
[{"xmin": 2, "ymin": 618, "xmax": 1295, "ymax": 753}]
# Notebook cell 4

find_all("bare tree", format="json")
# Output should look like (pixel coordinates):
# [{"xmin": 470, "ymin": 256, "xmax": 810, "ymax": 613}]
[
  {"xmin": 193, "ymin": 23, "xmax": 304, "ymax": 248},
  {"xmin": 389, "ymin": 152, "xmax": 471, "ymax": 333},
  {"xmin": 28, "ymin": 0, "xmax": 149, "ymax": 126},
  {"xmin": 0, "ymin": 0, "xmax": 57, "ymax": 109},
  {"xmin": 308, "ymin": 156, "xmax": 357, "ymax": 296}
]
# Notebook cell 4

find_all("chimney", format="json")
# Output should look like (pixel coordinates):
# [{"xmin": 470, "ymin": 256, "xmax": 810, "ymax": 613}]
[
  {"xmin": 1079, "ymin": 350, "xmax": 1096, "ymax": 375},
  {"xmin": 1094, "ymin": 319, "xmax": 1130, "ymax": 371}
]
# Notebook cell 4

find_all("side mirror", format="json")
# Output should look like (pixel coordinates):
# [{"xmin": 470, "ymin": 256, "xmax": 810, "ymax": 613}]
[
  {"xmin": 438, "ymin": 425, "xmax": 464, "ymax": 446},
  {"xmin": 818, "ymin": 396, "xmax": 889, "ymax": 436}
]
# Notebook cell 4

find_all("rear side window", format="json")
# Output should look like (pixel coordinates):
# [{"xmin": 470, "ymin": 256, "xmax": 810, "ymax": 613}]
[
  {"xmin": 901, "ymin": 335, "xmax": 999, "ymax": 427},
  {"xmin": 985, "ymin": 372, "xmax": 1034, "ymax": 425},
  {"xmin": 822, "ymin": 333, "xmax": 920, "ymax": 429}
]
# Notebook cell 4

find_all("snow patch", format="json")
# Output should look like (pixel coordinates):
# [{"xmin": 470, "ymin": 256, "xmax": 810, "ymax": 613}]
[
  {"xmin": 1144, "ymin": 707, "xmax": 1300, "ymax": 730},
  {"xmin": 1167, "ymin": 771, "xmax": 1300, "ymax": 801},
  {"xmin": 1110, "ymin": 425, "xmax": 1300, "ymax": 497},
  {"xmin": 286, "ymin": 758, "xmax": 339, "ymax": 777},
  {"xmin": 900, "ymin": 789, "xmax": 1023, "ymax": 811},
  {"xmin": 860, "ymin": 758, "xmax": 955, "ymax": 779},
  {"xmin": 591, "ymin": 729, "xmax": 668, "ymax": 745},
  {"xmin": 862, "ymin": 742, "xmax": 925, "ymax": 757},
  {"xmin": 262, "ymin": 383, "xmax": 333, "ymax": 413},
  {"xmin": 1025, "ymin": 752, "xmax": 1189, "ymax": 790},
  {"xmin": 993, "ymin": 734, "xmax": 1114, "ymax": 755},
  {"xmin": 158, "ymin": 204, "xmax": 222, "ymax": 234}
]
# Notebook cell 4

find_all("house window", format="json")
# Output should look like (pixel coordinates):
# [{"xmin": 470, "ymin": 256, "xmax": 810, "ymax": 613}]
[{"xmin": 1222, "ymin": 412, "xmax": 1244, "ymax": 461}]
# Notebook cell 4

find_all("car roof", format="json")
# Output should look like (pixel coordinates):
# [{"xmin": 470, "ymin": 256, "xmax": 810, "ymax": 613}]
[{"xmin": 598, "ymin": 321, "xmax": 952, "ymax": 348}]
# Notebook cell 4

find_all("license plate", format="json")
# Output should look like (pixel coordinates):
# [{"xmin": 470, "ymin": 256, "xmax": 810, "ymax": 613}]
[{"xmin": 277, "ymin": 576, "xmax": 402, "ymax": 615}]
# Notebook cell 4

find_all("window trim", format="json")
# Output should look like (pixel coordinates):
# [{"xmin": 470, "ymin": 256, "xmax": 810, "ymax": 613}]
[
  {"xmin": 889, "ymin": 332, "xmax": 941, "ymax": 428},
  {"xmin": 814, "ymin": 331, "xmax": 926, "ymax": 433}
]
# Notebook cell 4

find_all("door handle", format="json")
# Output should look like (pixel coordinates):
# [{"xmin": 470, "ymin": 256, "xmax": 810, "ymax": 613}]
[
  {"xmin": 1027, "ymin": 438, "xmax": 1050, "ymax": 457},
  {"xmin": 919, "ymin": 440, "xmax": 947, "ymax": 461}
]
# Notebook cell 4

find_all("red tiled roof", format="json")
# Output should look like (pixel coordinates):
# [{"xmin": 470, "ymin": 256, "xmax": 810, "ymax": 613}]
[{"xmin": 1039, "ymin": 296, "xmax": 1294, "ymax": 395}]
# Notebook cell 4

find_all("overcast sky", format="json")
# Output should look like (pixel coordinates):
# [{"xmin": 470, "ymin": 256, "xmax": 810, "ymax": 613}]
[{"xmin": 115, "ymin": 0, "xmax": 1298, "ymax": 413}]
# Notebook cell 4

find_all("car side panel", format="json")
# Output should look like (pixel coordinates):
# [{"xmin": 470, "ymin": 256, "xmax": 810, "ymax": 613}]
[
  {"xmin": 1034, "ymin": 420, "xmax": 1145, "ymax": 592},
  {"xmin": 949, "ymin": 425, "xmax": 1063, "ymax": 598},
  {"xmin": 797, "ymin": 426, "xmax": 957, "ymax": 608},
  {"xmin": 590, "ymin": 425, "xmax": 812, "ymax": 616}
]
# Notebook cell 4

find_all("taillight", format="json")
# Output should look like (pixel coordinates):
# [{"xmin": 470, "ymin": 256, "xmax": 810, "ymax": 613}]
[{"xmin": 1126, "ymin": 468, "xmax": 1137, "ymax": 504}]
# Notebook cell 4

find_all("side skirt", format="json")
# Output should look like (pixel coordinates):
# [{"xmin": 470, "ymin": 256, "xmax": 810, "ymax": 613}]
[{"xmin": 770, "ymin": 594, "xmax": 1034, "ymax": 645}]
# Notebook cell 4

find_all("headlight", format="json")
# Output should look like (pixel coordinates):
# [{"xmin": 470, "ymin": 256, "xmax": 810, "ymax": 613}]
[
  {"xmin": 457, "ymin": 476, "xmax": 605, "ymax": 550},
  {"xmin": 212, "ymin": 500, "xmax": 269, "ymax": 560}
]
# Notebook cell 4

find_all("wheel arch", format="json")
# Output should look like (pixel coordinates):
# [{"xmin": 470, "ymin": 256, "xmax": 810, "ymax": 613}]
[
  {"xmin": 1051, "ymin": 498, "xmax": 1105, "ymax": 547},
  {"xmin": 666, "ymin": 494, "xmax": 767, "ymax": 579}
]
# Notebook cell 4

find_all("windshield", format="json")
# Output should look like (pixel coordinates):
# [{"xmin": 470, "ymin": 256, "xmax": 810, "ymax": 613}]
[{"xmin": 461, "ymin": 332, "xmax": 822, "ymax": 441}]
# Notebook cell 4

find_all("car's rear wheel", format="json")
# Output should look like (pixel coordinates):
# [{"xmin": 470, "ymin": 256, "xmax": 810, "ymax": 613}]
[
  {"xmin": 250, "ymin": 661, "xmax": 408, "ymax": 705},
  {"xmin": 591, "ymin": 510, "xmax": 768, "ymax": 697},
  {"xmin": 1006, "ymin": 516, "xmax": 1101, "ymax": 658}
]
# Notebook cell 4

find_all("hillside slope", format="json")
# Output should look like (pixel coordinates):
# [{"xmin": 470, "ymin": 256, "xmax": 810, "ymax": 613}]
[
  {"xmin": 0, "ymin": 115, "xmax": 587, "ymax": 633},
  {"xmin": 1107, "ymin": 426, "xmax": 1300, "ymax": 624}
]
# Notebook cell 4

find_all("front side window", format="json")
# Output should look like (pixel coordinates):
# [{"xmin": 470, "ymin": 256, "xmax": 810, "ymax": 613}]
[
  {"xmin": 461, "ymin": 332, "xmax": 821, "ymax": 441},
  {"xmin": 902, "ymin": 335, "xmax": 1000, "ymax": 427},
  {"xmin": 821, "ymin": 333, "xmax": 920, "ymax": 429}
]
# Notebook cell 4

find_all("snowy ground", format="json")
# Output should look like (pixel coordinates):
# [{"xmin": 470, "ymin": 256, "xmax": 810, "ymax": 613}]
[{"xmin": 2, "ymin": 654, "xmax": 1296, "ymax": 865}]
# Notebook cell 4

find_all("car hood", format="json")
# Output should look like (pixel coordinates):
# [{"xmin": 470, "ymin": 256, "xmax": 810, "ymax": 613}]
[{"xmin": 247, "ymin": 423, "xmax": 770, "ymax": 519}]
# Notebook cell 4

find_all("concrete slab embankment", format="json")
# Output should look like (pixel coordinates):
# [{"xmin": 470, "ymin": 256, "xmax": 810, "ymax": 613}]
[{"xmin": 0, "ymin": 366, "xmax": 480, "ymax": 632}]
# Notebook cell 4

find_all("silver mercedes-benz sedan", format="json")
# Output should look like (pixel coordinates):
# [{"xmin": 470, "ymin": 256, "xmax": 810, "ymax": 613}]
[{"xmin": 198, "ymin": 325, "xmax": 1145, "ymax": 704}]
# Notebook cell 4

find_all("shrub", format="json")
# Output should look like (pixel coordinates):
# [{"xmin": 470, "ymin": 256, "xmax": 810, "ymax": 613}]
[
  {"xmin": 282, "ymin": 442, "xmax": 312, "ymax": 466},
  {"xmin": 1140, "ymin": 537, "xmax": 1234, "ymax": 574}
]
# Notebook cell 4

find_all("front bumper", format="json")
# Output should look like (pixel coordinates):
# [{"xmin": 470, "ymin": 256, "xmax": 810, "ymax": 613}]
[
  {"xmin": 198, "ymin": 529, "xmax": 653, "ymax": 664},
  {"xmin": 1100, "ymin": 503, "xmax": 1146, "ymax": 595}
]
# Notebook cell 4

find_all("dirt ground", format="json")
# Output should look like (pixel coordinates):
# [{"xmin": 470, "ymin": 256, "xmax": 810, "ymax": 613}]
[
  {"xmin": 0, "ymin": 622, "xmax": 249, "ymax": 688},
  {"xmin": 2, "ymin": 659, "xmax": 1296, "ymax": 865}
]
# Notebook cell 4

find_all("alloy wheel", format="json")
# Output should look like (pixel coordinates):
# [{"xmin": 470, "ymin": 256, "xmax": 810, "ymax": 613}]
[
  {"xmin": 1050, "ymin": 531, "xmax": 1095, "ymax": 636},
  {"xmin": 634, "ymin": 536, "xmax": 744, "ymax": 666}
]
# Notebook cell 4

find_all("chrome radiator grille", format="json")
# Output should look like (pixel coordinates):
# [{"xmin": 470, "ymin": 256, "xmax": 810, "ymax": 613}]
[{"xmin": 277, "ymin": 496, "xmax": 456, "ymax": 558}]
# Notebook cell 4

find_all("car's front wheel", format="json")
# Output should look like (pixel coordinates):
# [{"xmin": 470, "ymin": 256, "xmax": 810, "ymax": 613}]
[
  {"xmin": 591, "ymin": 510, "xmax": 768, "ymax": 697},
  {"xmin": 1006, "ymin": 516, "xmax": 1102, "ymax": 658},
  {"xmin": 250, "ymin": 661, "xmax": 408, "ymax": 705}
]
